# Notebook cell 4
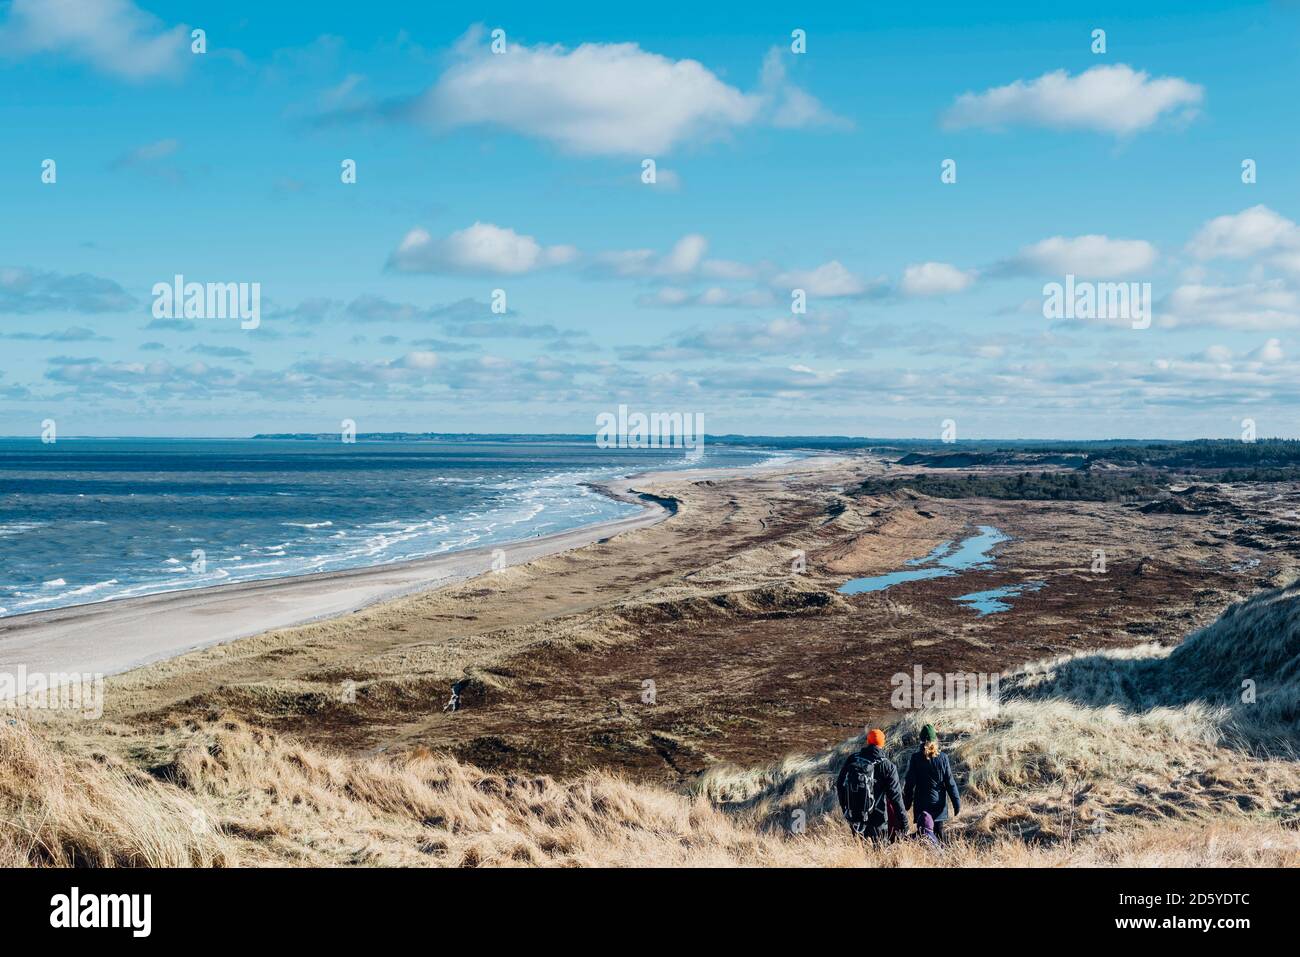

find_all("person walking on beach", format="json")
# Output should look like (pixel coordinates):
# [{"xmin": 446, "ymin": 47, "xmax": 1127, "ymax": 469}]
[
  {"xmin": 834, "ymin": 728, "xmax": 906, "ymax": 843},
  {"xmin": 903, "ymin": 724, "xmax": 961, "ymax": 841}
]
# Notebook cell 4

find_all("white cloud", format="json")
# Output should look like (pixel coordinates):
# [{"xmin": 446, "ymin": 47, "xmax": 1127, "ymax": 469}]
[
  {"xmin": 397, "ymin": 30, "xmax": 847, "ymax": 157},
  {"xmin": 620, "ymin": 311, "xmax": 865, "ymax": 361},
  {"xmin": 900, "ymin": 262, "xmax": 977, "ymax": 297},
  {"xmin": 942, "ymin": 64, "xmax": 1203, "ymax": 136},
  {"xmin": 388, "ymin": 222, "xmax": 578, "ymax": 275},
  {"xmin": 0, "ymin": 0, "xmax": 188, "ymax": 80},
  {"xmin": 1251, "ymin": 338, "xmax": 1285, "ymax": 362},
  {"xmin": 773, "ymin": 261, "xmax": 876, "ymax": 298},
  {"xmin": 591, "ymin": 234, "xmax": 755, "ymax": 282},
  {"xmin": 1187, "ymin": 205, "xmax": 1300, "ymax": 260},
  {"xmin": 699, "ymin": 258, "xmax": 757, "ymax": 281},
  {"xmin": 759, "ymin": 47, "xmax": 850, "ymax": 130},
  {"xmin": 660, "ymin": 234, "xmax": 707, "ymax": 275},
  {"xmin": 1163, "ymin": 280, "xmax": 1300, "ymax": 331},
  {"xmin": 413, "ymin": 33, "xmax": 760, "ymax": 155},
  {"xmin": 0, "ymin": 266, "xmax": 135, "ymax": 313},
  {"xmin": 399, "ymin": 350, "xmax": 440, "ymax": 370},
  {"xmin": 640, "ymin": 287, "xmax": 692, "ymax": 307},
  {"xmin": 635, "ymin": 286, "xmax": 775, "ymax": 309},
  {"xmin": 1009, "ymin": 235, "xmax": 1158, "ymax": 277},
  {"xmin": 1271, "ymin": 249, "xmax": 1300, "ymax": 278}
]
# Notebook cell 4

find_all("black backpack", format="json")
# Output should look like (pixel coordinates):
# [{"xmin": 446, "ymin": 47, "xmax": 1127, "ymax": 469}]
[{"xmin": 839, "ymin": 754, "xmax": 880, "ymax": 824}]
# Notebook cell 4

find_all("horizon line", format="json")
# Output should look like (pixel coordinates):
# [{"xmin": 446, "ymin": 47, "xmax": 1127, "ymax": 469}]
[{"xmin": 2, "ymin": 433, "xmax": 1294, "ymax": 444}]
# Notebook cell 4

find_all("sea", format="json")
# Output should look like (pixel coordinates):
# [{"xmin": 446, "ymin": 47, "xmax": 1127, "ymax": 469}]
[{"xmin": 0, "ymin": 437, "xmax": 800, "ymax": 618}]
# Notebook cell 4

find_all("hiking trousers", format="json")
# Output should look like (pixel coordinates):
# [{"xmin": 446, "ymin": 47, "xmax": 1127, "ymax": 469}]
[{"xmin": 849, "ymin": 822, "xmax": 892, "ymax": 844}]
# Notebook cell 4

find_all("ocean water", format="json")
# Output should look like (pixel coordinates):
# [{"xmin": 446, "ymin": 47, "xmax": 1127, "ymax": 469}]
[{"xmin": 0, "ymin": 438, "xmax": 794, "ymax": 617}]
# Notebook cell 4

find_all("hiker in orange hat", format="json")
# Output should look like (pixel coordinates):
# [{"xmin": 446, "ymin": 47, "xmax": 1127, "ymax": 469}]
[{"xmin": 834, "ymin": 727, "xmax": 906, "ymax": 843}]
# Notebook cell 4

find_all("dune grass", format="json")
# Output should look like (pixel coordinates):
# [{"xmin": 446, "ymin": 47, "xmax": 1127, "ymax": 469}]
[{"xmin": 2, "ymin": 582, "xmax": 1298, "ymax": 867}]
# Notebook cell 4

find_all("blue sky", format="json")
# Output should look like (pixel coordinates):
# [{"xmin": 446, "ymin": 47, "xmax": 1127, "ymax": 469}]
[{"xmin": 1, "ymin": 0, "xmax": 1299, "ymax": 438}]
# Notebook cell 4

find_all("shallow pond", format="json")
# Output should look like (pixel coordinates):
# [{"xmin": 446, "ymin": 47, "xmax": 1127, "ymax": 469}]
[
  {"xmin": 838, "ymin": 525, "xmax": 1008, "ymax": 595},
  {"xmin": 953, "ymin": 580, "xmax": 1045, "ymax": 616},
  {"xmin": 838, "ymin": 525, "xmax": 1045, "ymax": 615}
]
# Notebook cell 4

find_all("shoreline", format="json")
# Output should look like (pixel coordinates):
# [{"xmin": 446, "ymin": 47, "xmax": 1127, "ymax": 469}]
[{"xmin": 0, "ymin": 453, "xmax": 843, "ymax": 685}]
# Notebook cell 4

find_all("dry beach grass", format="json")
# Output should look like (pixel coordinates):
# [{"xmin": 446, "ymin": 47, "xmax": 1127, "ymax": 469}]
[
  {"xmin": 2, "ymin": 581, "xmax": 1297, "ymax": 867},
  {"xmin": 2, "ymin": 457, "xmax": 1298, "ymax": 867}
]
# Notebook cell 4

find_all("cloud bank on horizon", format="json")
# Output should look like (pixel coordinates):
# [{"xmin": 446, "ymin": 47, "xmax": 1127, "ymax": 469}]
[{"xmin": 0, "ymin": 0, "xmax": 1297, "ymax": 439}]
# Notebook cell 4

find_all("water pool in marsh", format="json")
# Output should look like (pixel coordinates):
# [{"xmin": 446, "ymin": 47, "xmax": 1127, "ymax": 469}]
[
  {"xmin": 838, "ymin": 525, "xmax": 1008, "ymax": 595},
  {"xmin": 953, "ymin": 580, "xmax": 1045, "ymax": 616},
  {"xmin": 837, "ymin": 525, "xmax": 1045, "ymax": 615}
]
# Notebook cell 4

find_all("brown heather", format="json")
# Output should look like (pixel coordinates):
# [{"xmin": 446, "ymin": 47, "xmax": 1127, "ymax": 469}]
[{"xmin": 2, "ymin": 582, "xmax": 1298, "ymax": 867}]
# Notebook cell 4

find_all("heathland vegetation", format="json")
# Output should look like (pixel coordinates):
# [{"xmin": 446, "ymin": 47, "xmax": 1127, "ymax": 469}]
[
  {"xmin": 4, "ymin": 581, "xmax": 1296, "ymax": 866},
  {"xmin": 893, "ymin": 438, "xmax": 1300, "ymax": 474},
  {"xmin": 856, "ymin": 470, "xmax": 1169, "ymax": 502}
]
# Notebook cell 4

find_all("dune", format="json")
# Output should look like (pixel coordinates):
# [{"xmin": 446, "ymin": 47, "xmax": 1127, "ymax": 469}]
[{"xmin": 3, "ymin": 580, "xmax": 1296, "ymax": 867}]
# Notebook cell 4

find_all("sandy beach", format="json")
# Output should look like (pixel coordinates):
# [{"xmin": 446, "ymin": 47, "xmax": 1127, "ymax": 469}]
[{"xmin": 0, "ymin": 454, "xmax": 840, "ymax": 685}]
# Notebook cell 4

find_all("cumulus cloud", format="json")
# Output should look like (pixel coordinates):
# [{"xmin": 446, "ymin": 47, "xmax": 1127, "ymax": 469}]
[
  {"xmin": 1187, "ymin": 205, "xmax": 1299, "ymax": 260},
  {"xmin": 0, "ymin": 266, "xmax": 135, "ymax": 313},
  {"xmin": 900, "ymin": 262, "xmax": 977, "ymax": 297},
  {"xmin": 1271, "ymin": 249, "xmax": 1300, "ymax": 278},
  {"xmin": 0, "ymin": 0, "xmax": 189, "ymax": 80},
  {"xmin": 388, "ymin": 222, "xmax": 578, "ymax": 275},
  {"xmin": 398, "ymin": 349, "xmax": 439, "ymax": 370},
  {"xmin": 1251, "ymin": 338, "xmax": 1285, "ymax": 363},
  {"xmin": 1162, "ymin": 280, "xmax": 1300, "ymax": 331},
  {"xmin": 772, "ymin": 261, "xmax": 880, "ymax": 298},
  {"xmin": 590, "ymin": 234, "xmax": 754, "ymax": 282},
  {"xmin": 409, "ymin": 31, "xmax": 760, "ymax": 155},
  {"xmin": 45, "ymin": 358, "xmax": 219, "ymax": 391},
  {"xmin": 942, "ymin": 64, "xmax": 1203, "ymax": 136},
  {"xmin": 1003, "ymin": 235, "xmax": 1158, "ymax": 277},
  {"xmin": 364, "ymin": 28, "xmax": 848, "ymax": 157}
]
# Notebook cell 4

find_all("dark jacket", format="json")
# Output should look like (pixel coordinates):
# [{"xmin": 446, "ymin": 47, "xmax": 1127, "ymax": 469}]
[
  {"xmin": 903, "ymin": 748, "xmax": 961, "ymax": 823},
  {"xmin": 834, "ymin": 745, "xmax": 905, "ymax": 831}
]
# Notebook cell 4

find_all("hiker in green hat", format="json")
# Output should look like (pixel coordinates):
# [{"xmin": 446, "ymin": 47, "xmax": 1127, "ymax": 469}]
[{"xmin": 903, "ymin": 724, "xmax": 961, "ymax": 841}]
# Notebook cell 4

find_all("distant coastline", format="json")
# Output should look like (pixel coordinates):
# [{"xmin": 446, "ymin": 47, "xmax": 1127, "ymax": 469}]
[{"xmin": 0, "ymin": 437, "xmax": 809, "ymax": 621}]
